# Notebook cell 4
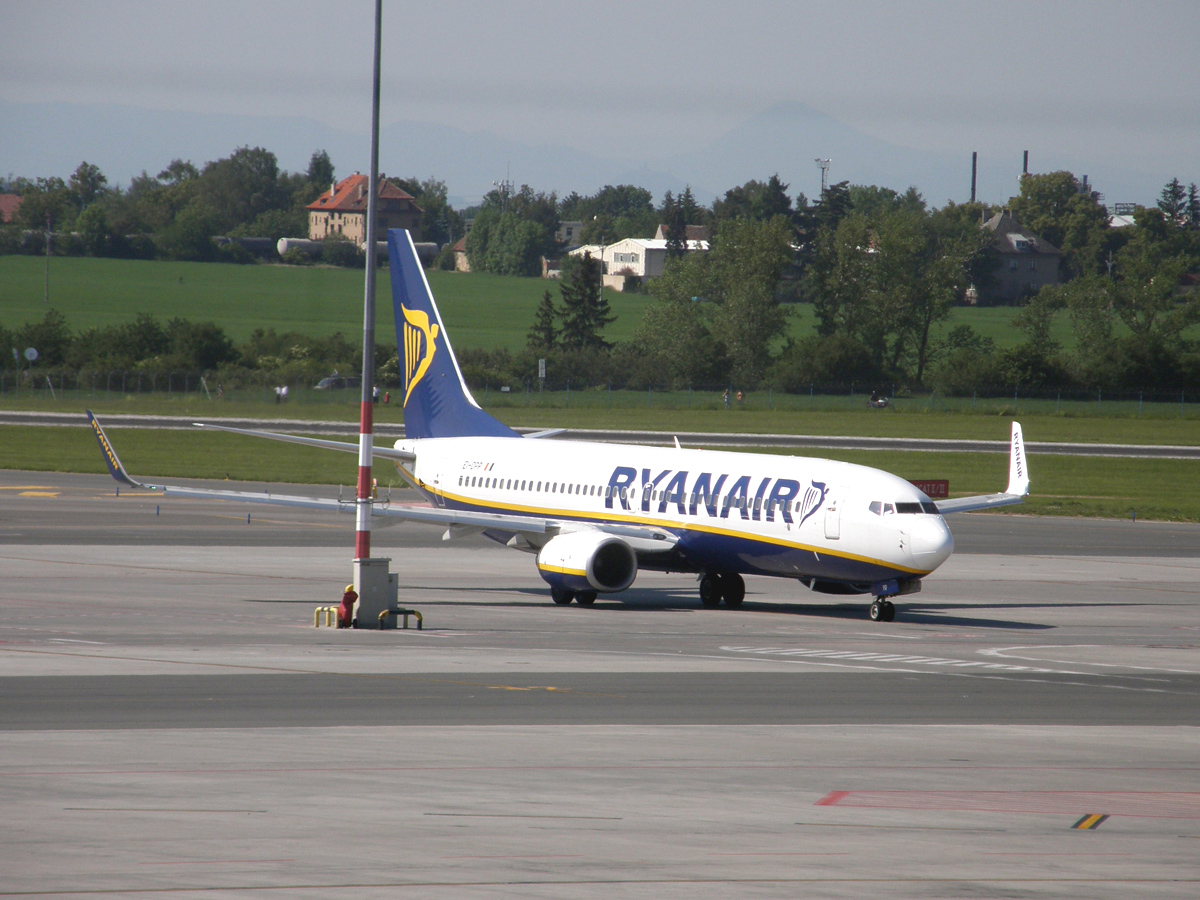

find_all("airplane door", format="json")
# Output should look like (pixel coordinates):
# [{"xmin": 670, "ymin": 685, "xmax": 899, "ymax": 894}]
[
  {"xmin": 824, "ymin": 492, "xmax": 841, "ymax": 540},
  {"xmin": 429, "ymin": 471, "xmax": 446, "ymax": 507}
]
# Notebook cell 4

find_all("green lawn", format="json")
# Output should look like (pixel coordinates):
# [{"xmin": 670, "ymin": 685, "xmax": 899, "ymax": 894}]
[
  {"xmin": 5, "ymin": 424, "xmax": 1197, "ymax": 522},
  {"xmin": 2, "ymin": 254, "xmax": 1084, "ymax": 352},
  {"xmin": 3, "ymin": 388, "xmax": 1200, "ymax": 444},
  {"xmin": 0, "ymin": 256, "xmax": 649, "ymax": 351}
]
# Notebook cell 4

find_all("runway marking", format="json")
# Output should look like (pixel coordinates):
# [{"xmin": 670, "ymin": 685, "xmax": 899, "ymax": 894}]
[
  {"xmin": 816, "ymin": 791, "xmax": 1200, "ymax": 819},
  {"xmin": 425, "ymin": 813, "xmax": 622, "ymax": 820},
  {"xmin": 720, "ymin": 646, "xmax": 1056, "ymax": 673},
  {"xmin": 1073, "ymin": 814, "xmax": 1110, "ymax": 830},
  {"xmin": 17, "ymin": 491, "xmax": 59, "ymax": 497},
  {"xmin": 981, "ymin": 645, "xmax": 1199, "ymax": 674},
  {"xmin": 0, "ymin": 486, "xmax": 55, "ymax": 491}
]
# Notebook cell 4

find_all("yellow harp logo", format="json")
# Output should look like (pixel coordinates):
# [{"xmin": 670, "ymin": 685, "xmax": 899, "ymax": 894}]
[{"xmin": 401, "ymin": 305, "xmax": 439, "ymax": 405}]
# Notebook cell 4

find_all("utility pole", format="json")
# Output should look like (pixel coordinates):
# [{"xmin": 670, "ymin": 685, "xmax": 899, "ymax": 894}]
[
  {"xmin": 44, "ymin": 212, "xmax": 51, "ymax": 304},
  {"xmin": 815, "ymin": 158, "xmax": 831, "ymax": 195}
]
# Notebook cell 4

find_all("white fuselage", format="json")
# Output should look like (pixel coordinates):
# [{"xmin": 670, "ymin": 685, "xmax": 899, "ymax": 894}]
[{"xmin": 396, "ymin": 436, "xmax": 954, "ymax": 587}]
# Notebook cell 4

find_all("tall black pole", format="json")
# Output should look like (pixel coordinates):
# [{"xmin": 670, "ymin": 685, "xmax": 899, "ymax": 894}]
[{"xmin": 355, "ymin": 0, "xmax": 382, "ymax": 561}]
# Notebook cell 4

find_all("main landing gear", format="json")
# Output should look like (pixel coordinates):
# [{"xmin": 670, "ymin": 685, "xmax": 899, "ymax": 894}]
[
  {"xmin": 869, "ymin": 599, "xmax": 896, "ymax": 622},
  {"xmin": 699, "ymin": 572, "xmax": 745, "ymax": 608},
  {"xmin": 550, "ymin": 586, "xmax": 598, "ymax": 605}
]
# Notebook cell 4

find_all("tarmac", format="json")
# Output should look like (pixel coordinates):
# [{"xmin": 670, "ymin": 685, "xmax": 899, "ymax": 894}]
[{"xmin": 2, "ymin": 469, "xmax": 1198, "ymax": 897}]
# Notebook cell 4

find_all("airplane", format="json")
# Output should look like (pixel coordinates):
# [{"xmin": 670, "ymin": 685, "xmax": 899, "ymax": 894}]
[{"xmin": 88, "ymin": 229, "xmax": 1030, "ymax": 622}]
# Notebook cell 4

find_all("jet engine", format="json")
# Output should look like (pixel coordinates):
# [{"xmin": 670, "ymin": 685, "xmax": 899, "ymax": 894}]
[{"xmin": 536, "ymin": 531, "xmax": 637, "ymax": 593}]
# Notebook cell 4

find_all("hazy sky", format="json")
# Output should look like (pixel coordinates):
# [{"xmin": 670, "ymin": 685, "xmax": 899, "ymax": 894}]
[{"xmin": 5, "ymin": 0, "xmax": 1198, "ymax": 199}]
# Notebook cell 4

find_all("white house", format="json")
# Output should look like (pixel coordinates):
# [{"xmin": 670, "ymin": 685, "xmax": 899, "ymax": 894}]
[{"xmin": 569, "ymin": 238, "xmax": 708, "ymax": 291}]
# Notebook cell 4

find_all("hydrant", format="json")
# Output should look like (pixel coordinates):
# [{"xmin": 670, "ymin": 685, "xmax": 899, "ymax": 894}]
[{"xmin": 338, "ymin": 585, "xmax": 358, "ymax": 629}]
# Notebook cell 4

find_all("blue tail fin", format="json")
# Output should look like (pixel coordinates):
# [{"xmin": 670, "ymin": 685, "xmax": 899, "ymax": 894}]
[{"xmin": 388, "ymin": 229, "xmax": 519, "ymax": 440}]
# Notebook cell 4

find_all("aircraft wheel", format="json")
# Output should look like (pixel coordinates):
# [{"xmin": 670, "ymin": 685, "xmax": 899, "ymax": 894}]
[
  {"xmin": 881, "ymin": 600, "xmax": 896, "ymax": 622},
  {"xmin": 869, "ymin": 600, "xmax": 884, "ymax": 621},
  {"xmin": 722, "ymin": 573, "xmax": 745, "ymax": 607},
  {"xmin": 699, "ymin": 574, "xmax": 722, "ymax": 607},
  {"xmin": 551, "ymin": 586, "xmax": 575, "ymax": 605},
  {"xmin": 575, "ymin": 591, "xmax": 597, "ymax": 605}
]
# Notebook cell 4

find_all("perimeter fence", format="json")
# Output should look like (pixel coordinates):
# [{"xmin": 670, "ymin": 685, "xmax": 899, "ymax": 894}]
[{"xmin": 3, "ymin": 368, "xmax": 1199, "ymax": 420}]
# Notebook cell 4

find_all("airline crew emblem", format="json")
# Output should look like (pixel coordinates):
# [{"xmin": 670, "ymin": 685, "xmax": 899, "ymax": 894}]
[{"xmin": 401, "ymin": 305, "xmax": 439, "ymax": 404}]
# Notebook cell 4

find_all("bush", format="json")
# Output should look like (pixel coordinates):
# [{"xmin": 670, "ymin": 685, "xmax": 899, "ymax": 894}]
[
  {"xmin": 322, "ymin": 238, "xmax": 363, "ymax": 268},
  {"xmin": 768, "ymin": 334, "xmax": 883, "ymax": 392}
]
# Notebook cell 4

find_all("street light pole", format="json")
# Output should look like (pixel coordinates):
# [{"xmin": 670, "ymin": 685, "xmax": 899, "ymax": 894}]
[{"xmin": 355, "ymin": 0, "xmax": 383, "ymax": 563}]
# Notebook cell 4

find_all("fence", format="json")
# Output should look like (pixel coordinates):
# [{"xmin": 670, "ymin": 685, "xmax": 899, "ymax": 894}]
[
  {"xmin": 3, "ymin": 369, "xmax": 1198, "ymax": 420},
  {"xmin": 0, "ymin": 370, "xmax": 368, "ymax": 407}
]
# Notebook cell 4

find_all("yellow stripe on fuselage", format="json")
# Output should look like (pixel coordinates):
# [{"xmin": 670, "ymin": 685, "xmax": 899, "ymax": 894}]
[{"xmin": 421, "ymin": 483, "xmax": 930, "ymax": 577}]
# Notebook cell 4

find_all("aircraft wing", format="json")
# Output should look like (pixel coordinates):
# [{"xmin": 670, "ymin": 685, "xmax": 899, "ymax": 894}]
[
  {"xmin": 87, "ymin": 410, "xmax": 541, "ymax": 528},
  {"xmin": 192, "ymin": 421, "xmax": 415, "ymax": 462},
  {"xmin": 936, "ymin": 421, "xmax": 1031, "ymax": 514}
]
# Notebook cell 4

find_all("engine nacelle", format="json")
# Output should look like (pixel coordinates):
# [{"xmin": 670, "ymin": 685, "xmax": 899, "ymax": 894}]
[{"xmin": 536, "ymin": 531, "xmax": 637, "ymax": 594}]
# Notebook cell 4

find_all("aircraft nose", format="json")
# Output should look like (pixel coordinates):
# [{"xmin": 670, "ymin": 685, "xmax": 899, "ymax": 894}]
[{"xmin": 910, "ymin": 515, "xmax": 954, "ymax": 570}]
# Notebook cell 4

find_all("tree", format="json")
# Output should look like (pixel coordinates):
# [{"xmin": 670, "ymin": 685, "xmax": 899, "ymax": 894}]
[
  {"xmin": 1158, "ymin": 178, "xmax": 1187, "ymax": 223},
  {"xmin": 17, "ymin": 176, "xmax": 74, "ymax": 232},
  {"xmin": 712, "ymin": 175, "xmax": 792, "ymax": 224},
  {"xmin": 1008, "ymin": 170, "xmax": 1111, "ymax": 275},
  {"xmin": 558, "ymin": 184, "xmax": 657, "ymax": 242},
  {"xmin": 464, "ymin": 207, "xmax": 546, "ymax": 276},
  {"xmin": 558, "ymin": 253, "xmax": 614, "ymax": 351},
  {"xmin": 306, "ymin": 150, "xmax": 334, "ymax": 190},
  {"xmin": 14, "ymin": 309, "xmax": 72, "ymax": 366},
  {"xmin": 395, "ymin": 176, "xmax": 463, "ymax": 247},
  {"xmin": 68, "ymin": 161, "xmax": 108, "ymax": 211},
  {"xmin": 705, "ymin": 216, "xmax": 793, "ymax": 385},
  {"xmin": 157, "ymin": 159, "xmax": 198, "ymax": 185},
  {"xmin": 193, "ymin": 146, "xmax": 288, "ymax": 233},
  {"xmin": 660, "ymin": 190, "xmax": 687, "ymax": 258},
  {"xmin": 76, "ymin": 204, "xmax": 111, "ymax": 256},
  {"xmin": 526, "ymin": 290, "xmax": 560, "ymax": 351},
  {"xmin": 810, "ymin": 202, "xmax": 990, "ymax": 383}
]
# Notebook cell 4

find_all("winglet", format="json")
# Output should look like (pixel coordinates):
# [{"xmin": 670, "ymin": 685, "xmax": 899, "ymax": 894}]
[
  {"xmin": 86, "ymin": 410, "xmax": 148, "ymax": 489},
  {"xmin": 1005, "ymin": 421, "xmax": 1030, "ymax": 497}
]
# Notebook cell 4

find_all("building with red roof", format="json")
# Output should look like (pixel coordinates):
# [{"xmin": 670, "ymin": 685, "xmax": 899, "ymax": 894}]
[
  {"xmin": 307, "ymin": 174, "xmax": 422, "ymax": 246},
  {"xmin": 0, "ymin": 194, "xmax": 23, "ymax": 224}
]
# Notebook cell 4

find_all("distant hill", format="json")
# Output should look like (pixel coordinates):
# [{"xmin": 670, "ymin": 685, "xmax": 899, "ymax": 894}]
[{"xmin": 1, "ymin": 99, "xmax": 1168, "ymax": 208}]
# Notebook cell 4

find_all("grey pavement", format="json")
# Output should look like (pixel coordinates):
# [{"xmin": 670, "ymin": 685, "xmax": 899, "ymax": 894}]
[{"xmin": 1, "ymin": 470, "xmax": 1198, "ymax": 897}]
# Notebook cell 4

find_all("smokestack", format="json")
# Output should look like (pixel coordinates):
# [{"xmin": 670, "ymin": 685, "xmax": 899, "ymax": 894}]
[
  {"xmin": 1023, "ymin": 150, "xmax": 1029, "ymax": 175},
  {"xmin": 971, "ymin": 152, "xmax": 977, "ymax": 203}
]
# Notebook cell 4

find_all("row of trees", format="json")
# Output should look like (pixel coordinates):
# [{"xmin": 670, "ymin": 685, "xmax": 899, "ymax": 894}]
[
  {"xmin": 459, "ymin": 173, "xmax": 1198, "ymax": 395},
  {"xmin": 1, "ymin": 151, "xmax": 464, "ymax": 264},
  {"xmin": 0, "ymin": 309, "xmax": 395, "ymax": 388}
]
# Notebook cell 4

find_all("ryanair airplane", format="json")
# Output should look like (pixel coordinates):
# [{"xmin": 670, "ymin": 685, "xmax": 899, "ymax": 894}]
[{"xmin": 89, "ymin": 230, "xmax": 1029, "ymax": 622}]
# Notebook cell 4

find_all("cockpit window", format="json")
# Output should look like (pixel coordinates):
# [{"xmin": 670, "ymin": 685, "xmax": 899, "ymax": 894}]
[
  {"xmin": 869, "ymin": 501, "xmax": 882, "ymax": 515},
  {"xmin": 895, "ymin": 502, "xmax": 923, "ymax": 514},
  {"xmin": 921, "ymin": 501, "xmax": 939, "ymax": 514}
]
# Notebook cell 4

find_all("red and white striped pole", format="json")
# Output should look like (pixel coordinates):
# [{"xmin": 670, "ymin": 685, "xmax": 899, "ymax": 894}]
[{"xmin": 355, "ymin": 0, "xmax": 383, "ymax": 562}]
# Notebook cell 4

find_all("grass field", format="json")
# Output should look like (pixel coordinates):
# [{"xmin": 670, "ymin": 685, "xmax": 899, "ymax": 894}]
[
  {"xmin": 5, "ymin": 424, "xmax": 1197, "ymax": 522},
  {"xmin": 1, "ymin": 254, "xmax": 1097, "ymax": 352},
  {"xmin": 4, "ymin": 387, "xmax": 1199, "ymax": 444},
  {"xmin": 0, "ymin": 256, "xmax": 649, "ymax": 350}
]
